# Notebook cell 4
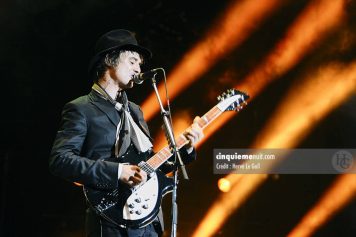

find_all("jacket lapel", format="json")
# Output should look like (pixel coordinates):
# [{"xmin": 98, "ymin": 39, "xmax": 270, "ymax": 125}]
[
  {"xmin": 128, "ymin": 102, "xmax": 153, "ymax": 142},
  {"xmin": 89, "ymin": 90, "xmax": 120, "ymax": 127}
]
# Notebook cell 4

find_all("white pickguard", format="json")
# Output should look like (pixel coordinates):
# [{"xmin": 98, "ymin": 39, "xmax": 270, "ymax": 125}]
[{"xmin": 123, "ymin": 173, "xmax": 159, "ymax": 221}]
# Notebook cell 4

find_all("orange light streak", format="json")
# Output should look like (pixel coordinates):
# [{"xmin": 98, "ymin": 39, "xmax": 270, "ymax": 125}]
[
  {"xmin": 192, "ymin": 174, "xmax": 268, "ymax": 237},
  {"xmin": 141, "ymin": 0, "xmax": 283, "ymax": 121},
  {"xmin": 287, "ymin": 174, "xmax": 356, "ymax": 237},
  {"xmin": 192, "ymin": 61, "xmax": 356, "ymax": 237},
  {"xmin": 197, "ymin": 0, "xmax": 346, "ymax": 147},
  {"xmin": 252, "ymin": 62, "xmax": 356, "ymax": 149},
  {"xmin": 238, "ymin": 0, "xmax": 346, "ymax": 98}
]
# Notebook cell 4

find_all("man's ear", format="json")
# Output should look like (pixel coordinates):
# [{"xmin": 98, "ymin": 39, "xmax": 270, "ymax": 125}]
[{"xmin": 107, "ymin": 66, "xmax": 117, "ymax": 79}]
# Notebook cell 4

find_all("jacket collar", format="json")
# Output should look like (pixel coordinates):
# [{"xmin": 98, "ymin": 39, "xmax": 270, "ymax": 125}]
[{"xmin": 89, "ymin": 89, "xmax": 120, "ymax": 127}]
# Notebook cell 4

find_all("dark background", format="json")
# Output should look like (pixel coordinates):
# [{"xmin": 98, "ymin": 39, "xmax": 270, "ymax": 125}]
[{"xmin": 1, "ymin": 0, "xmax": 356, "ymax": 236}]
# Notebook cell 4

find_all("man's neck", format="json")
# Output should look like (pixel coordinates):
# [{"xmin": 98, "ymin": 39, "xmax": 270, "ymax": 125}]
[{"xmin": 97, "ymin": 77, "xmax": 121, "ymax": 100}]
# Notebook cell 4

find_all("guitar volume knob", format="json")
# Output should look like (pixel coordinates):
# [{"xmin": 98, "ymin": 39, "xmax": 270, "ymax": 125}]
[
  {"xmin": 135, "ymin": 198, "xmax": 141, "ymax": 203},
  {"xmin": 136, "ymin": 210, "xmax": 142, "ymax": 215},
  {"xmin": 128, "ymin": 203, "xmax": 135, "ymax": 208},
  {"xmin": 142, "ymin": 204, "xmax": 149, "ymax": 209}
]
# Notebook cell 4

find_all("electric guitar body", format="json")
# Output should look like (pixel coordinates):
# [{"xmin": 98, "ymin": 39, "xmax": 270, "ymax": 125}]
[{"xmin": 84, "ymin": 144, "xmax": 174, "ymax": 228}]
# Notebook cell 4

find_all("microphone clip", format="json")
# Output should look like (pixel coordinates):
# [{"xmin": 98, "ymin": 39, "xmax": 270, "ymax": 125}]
[{"xmin": 133, "ymin": 68, "xmax": 160, "ymax": 84}]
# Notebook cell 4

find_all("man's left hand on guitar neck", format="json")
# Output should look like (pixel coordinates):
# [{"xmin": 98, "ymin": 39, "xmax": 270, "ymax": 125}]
[{"xmin": 184, "ymin": 116, "xmax": 204, "ymax": 154}]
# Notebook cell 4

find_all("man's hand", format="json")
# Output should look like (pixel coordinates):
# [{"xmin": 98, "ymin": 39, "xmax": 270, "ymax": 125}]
[
  {"xmin": 119, "ymin": 164, "xmax": 147, "ymax": 186},
  {"xmin": 184, "ymin": 116, "xmax": 204, "ymax": 153}
]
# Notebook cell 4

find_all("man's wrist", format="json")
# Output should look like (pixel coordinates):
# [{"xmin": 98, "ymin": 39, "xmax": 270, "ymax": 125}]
[{"xmin": 118, "ymin": 163, "xmax": 123, "ymax": 180}]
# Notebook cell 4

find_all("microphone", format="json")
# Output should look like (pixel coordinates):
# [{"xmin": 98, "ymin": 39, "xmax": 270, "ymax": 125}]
[{"xmin": 133, "ymin": 68, "xmax": 160, "ymax": 84}]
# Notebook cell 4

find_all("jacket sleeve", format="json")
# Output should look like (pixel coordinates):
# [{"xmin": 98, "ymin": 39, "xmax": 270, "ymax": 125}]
[{"xmin": 49, "ymin": 102, "xmax": 119, "ymax": 190}]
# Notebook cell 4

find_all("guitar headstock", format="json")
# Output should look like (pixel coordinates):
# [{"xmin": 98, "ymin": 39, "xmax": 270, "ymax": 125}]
[{"xmin": 217, "ymin": 89, "xmax": 250, "ymax": 112}]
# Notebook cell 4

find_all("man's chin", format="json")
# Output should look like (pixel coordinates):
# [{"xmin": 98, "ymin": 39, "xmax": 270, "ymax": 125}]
[{"xmin": 121, "ymin": 80, "xmax": 134, "ymax": 89}]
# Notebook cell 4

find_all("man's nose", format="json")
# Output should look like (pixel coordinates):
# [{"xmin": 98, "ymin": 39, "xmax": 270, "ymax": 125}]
[{"xmin": 133, "ymin": 64, "xmax": 141, "ymax": 74}]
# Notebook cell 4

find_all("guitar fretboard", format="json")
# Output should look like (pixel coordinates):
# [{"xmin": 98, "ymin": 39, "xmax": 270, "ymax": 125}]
[{"xmin": 146, "ymin": 106, "xmax": 223, "ymax": 170}]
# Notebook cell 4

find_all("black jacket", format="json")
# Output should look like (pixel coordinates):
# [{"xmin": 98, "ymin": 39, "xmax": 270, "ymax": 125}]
[{"xmin": 49, "ymin": 89, "xmax": 195, "ymax": 233}]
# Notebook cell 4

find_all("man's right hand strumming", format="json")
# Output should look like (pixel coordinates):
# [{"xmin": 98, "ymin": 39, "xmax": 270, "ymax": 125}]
[{"xmin": 120, "ymin": 164, "xmax": 147, "ymax": 186}]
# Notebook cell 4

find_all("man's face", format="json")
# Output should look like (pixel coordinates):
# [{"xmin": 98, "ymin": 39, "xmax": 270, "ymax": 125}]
[{"xmin": 110, "ymin": 51, "xmax": 142, "ymax": 89}]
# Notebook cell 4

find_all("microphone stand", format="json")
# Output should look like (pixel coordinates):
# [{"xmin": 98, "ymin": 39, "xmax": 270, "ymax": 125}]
[{"xmin": 150, "ymin": 70, "xmax": 188, "ymax": 237}]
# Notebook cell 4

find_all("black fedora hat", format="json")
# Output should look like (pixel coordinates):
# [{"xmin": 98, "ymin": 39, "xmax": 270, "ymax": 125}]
[{"xmin": 88, "ymin": 29, "xmax": 152, "ymax": 73}]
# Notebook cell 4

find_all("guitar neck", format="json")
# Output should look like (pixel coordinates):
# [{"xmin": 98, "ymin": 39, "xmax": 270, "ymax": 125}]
[{"xmin": 146, "ymin": 105, "xmax": 223, "ymax": 170}]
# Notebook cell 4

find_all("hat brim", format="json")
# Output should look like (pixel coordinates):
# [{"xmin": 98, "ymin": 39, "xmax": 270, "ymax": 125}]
[{"xmin": 88, "ymin": 44, "xmax": 152, "ymax": 74}]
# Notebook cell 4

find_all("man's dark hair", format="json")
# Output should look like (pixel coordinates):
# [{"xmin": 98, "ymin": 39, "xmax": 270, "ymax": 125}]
[{"xmin": 93, "ymin": 50, "xmax": 144, "ymax": 82}]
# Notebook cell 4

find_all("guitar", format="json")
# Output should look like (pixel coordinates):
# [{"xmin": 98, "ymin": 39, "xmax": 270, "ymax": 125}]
[{"xmin": 83, "ymin": 89, "xmax": 249, "ymax": 228}]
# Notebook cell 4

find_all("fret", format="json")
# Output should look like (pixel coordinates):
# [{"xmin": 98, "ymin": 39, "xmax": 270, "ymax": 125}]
[
  {"xmin": 152, "ymin": 159, "xmax": 160, "ymax": 168},
  {"xmin": 200, "ymin": 116, "xmax": 209, "ymax": 126},
  {"xmin": 162, "ymin": 147, "xmax": 172, "ymax": 158},
  {"xmin": 147, "ymin": 150, "xmax": 166, "ymax": 170},
  {"xmin": 193, "ymin": 106, "xmax": 221, "ymax": 130},
  {"xmin": 177, "ymin": 134, "xmax": 188, "ymax": 146},
  {"xmin": 201, "ymin": 107, "xmax": 222, "ymax": 128},
  {"xmin": 146, "ymin": 158, "xmax": 155, "ymax": 168},
  {"xmin": 155, "ymin": 152, "xmax": 164, "ymax": 162}
]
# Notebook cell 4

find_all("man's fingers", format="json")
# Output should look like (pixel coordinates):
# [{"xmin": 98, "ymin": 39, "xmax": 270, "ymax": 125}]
[
  {"xmin": 133, "ymin": 171, "xmax": 142, "ymax": 180},
  {"xmin": 131, "ymin": 166, "xmax": 141, "ymax": 172},
  {"xmin": 186, "ymin": 134, "xmax": 195, "ymax": 145},
  {"xmin": 185, "ymin": 125, "xmax": 204, "ymax": 146},
  {"xmin": 193, "ymin": 116, "xmax": 200, "ymax": 123},
  {"xmin": 119, "ymin": 165, "xmax": 148, "ymax": 186},
  {"xmin": 192, "ymin": 123, "xmax": 203, "ymax": 138},
  {"xmin": 140, "ymin": 170, "xmax": 147, "ymax": 182},
  {"xmin": 129, "ymin": 175, "xmax": 142, "ymax": 184}
]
